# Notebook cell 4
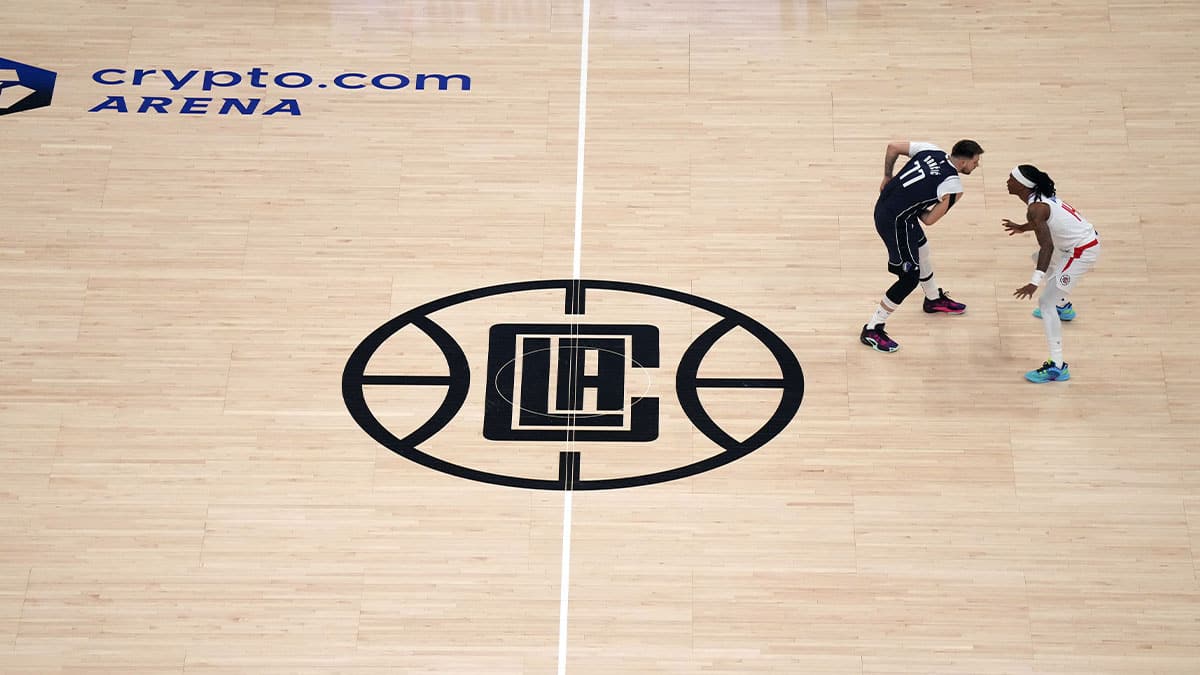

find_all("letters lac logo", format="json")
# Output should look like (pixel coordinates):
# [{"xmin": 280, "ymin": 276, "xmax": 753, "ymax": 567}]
[
  {"xmin": 0, "ymin": 57, "xmax": 56, "ymax": 116},
  {"xmin": 343, "ymin": 280, "xmax": 805, "ymax": 490}
]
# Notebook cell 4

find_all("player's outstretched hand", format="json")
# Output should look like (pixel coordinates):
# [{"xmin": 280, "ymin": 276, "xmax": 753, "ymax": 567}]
[
  {"xmin": 1013, "ymin": 283, "xmax": 1038, "ymax": 299},
  {"xmin": 1002, "ymin": 219, "xmax": 1026, "ymax": 236}
]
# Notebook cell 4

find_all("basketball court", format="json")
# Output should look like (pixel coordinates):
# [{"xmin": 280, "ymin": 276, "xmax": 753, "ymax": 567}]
[{"xmin": 4, "ymin": 1, "xmax": 1200, "ymax": 672}]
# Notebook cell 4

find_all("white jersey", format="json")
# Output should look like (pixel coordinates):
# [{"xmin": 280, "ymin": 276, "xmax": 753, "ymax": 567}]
[{"xmin": 1028, "ymin": 193, "xmax": 1097, "ymax": 251}]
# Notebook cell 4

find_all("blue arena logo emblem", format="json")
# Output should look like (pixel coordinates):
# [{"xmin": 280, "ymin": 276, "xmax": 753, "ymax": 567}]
[
  {"xmin": 0, "ymin": 57, "xmax": 56, "ymax": 116},
  {"xmin": 343, "ymin": 280, "xmax": 805, "ymax": 490}
]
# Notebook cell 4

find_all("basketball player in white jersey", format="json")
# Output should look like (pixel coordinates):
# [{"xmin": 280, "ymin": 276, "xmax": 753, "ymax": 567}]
[{"xmin": 1004, "ymin": 165, "xmax": 1101, "ymax": 383}]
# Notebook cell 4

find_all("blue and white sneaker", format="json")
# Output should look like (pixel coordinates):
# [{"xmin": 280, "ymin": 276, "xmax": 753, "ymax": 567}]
[
  {"xmin": 1025, "ymin": 360, "xmax": 1070, "ymax": 383},
  {"xmin": 1033, "ymin": 302, "xmax": 1076, "ymax": 321}
]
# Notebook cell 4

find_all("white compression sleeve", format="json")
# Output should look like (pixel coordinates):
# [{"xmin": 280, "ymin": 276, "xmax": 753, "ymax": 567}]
[
  {"xmin": 1037, "ymin": 283, "xmax": 1065, "ymax": 365},
  {"xmin": 918, "ymin": 243, "xmax": 938, "ymax": 300}
]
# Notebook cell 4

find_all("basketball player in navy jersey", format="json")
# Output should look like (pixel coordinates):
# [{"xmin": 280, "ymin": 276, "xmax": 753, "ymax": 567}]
[
  {"xmin": 860, "ymin": 139, "xmax": 984, "ymax": 353},
  {"xmin": 1004, "ymin": 164, "xmax": 1101, "ymax": 383}
]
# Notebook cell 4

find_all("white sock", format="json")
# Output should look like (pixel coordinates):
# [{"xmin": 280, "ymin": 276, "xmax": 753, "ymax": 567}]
[
  {"xmin": 868, "ymin": 300, "xmax": 897, "ymax": 329},
  {"xmin": 918, "ymin": 243, "xmax": 939, "ymax": 300}
]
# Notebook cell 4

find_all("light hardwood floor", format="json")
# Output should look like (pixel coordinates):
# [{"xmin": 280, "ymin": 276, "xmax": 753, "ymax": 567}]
[{"xmin": 3, "ymin": 1, "xmax": 1200, "ymax": 673}]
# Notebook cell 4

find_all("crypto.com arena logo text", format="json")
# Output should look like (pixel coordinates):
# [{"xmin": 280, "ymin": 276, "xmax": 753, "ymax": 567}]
[{"xmin": 0, "ymin": 57, "xmax": 56, "ymax": 116}]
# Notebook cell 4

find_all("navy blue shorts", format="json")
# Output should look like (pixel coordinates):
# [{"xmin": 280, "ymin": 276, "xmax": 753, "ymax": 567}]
[{"xmin": 874, "ymin": 206, "xmax": 927, "ymax": 276}]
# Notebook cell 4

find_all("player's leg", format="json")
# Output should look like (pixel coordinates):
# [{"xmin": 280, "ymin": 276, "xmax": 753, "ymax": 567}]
[
  {"xmin": 1041, "ymin": 281, "xmax": 1067, "ymax": 361},
  {"xmin": 1025, "ymin": 255, "xmax": 1090, "ymax": 383},
  {"xmin": 862, "ymin": 215, "xmax": 919, "ymax": 352},
  {"xmin": 862, "ymin": 268, "xmax": 918, "ymax": 353},
  {"xmin": 864, "ymin": 211, "xmax": 906, "ymax": 333},
  {"xmin": 867, "ymin": 296, "xmax": 898, "ymax": 331},
  {"xmin": 917, "ymin": 241, "xmax": 966, "ymax": 314},
  {"xmin": 1026, "ymin": 284, "xmax": 1070, "ymax": 382},
  {"xmin": 1031, "ymin": 250, "xmax": 1076, "ymax": 320}
]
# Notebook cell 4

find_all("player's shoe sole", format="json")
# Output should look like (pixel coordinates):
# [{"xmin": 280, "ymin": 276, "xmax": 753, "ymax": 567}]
[
  {"xmin": 1032, "ymin": 303, "xmax": 1076, "ymax": 321},
  {"xmin": 1025, "ymin": 360, "xmax": 1070, "ymax": 383}
]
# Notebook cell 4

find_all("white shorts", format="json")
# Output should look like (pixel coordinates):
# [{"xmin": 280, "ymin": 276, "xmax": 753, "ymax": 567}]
[
  {"xmin": 1033, "ymin": 238, "xmax": 1101, "ymax": 294},
  {"xmin": 1052, "ymin": 238, "xmax": 1100, "ymax": 292}
]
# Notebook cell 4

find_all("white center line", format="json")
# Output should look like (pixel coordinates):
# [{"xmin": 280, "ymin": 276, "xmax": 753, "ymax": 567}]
[
  {"xmin": 557, "ymin": 487, "xmax": 575, "ymax": 674},
  {"xmin": 571, "ymin": 0, "xmax": 592, "ymax": 281},
  {"xmin": 560, "ymin": 1, "xmax": 592, "ymax": 673}
]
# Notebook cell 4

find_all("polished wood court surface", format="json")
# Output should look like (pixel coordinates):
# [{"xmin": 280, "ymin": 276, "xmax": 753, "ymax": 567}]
[{"xmin": 4, "ymin": 1, "xmax": 1200, "ymax": 673}]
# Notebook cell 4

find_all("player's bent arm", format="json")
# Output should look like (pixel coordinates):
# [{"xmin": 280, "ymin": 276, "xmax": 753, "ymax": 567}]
[
  {"xmin": 883, "ymin": 141, "xmax": 911, "ymax": 180},
  {"xmin": 917, "ymin": 193, "xmax": 956, "ymax": 227},
  {"xmin": 1029, "ymin": 203, "xmax": 1054, "ymax": 272}
]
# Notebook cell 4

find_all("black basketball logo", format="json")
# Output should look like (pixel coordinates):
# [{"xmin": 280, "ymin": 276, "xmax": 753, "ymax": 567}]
[{"xmin": 343, "ymin": 279, "xmax": 804, "ymax": 490}]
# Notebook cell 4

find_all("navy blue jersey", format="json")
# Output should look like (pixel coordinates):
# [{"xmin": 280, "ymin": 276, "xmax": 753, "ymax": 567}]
[{"xmin": 876, "ymin": 143, "xmax": 963, "ymax": 223}]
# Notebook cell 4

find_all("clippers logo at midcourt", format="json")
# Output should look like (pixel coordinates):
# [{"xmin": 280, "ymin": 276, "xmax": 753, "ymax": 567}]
[
  {"xmin": 343, "ymin": 280, "xmax": 805, "ymax": 491},
  {"xmin": 483, "ymin": 323, "xmax": 660, "ymax": 443}
]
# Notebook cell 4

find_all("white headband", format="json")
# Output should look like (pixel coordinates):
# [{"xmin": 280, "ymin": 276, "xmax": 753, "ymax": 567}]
[{"xmin": 1011, "ymin": 166, "xmax": 1036, "ymax": 188}]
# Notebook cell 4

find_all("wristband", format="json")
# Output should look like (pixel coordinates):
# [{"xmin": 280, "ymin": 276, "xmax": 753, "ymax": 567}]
[{"xmin": 1030, "ymin": 270, "xmax": 1045, "ymax": 286}]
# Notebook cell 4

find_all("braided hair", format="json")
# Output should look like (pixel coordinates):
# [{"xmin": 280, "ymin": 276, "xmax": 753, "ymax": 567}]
[{"xmin": 1018, "ymin": 164, "xmax": 1056, "ymax": 199}]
